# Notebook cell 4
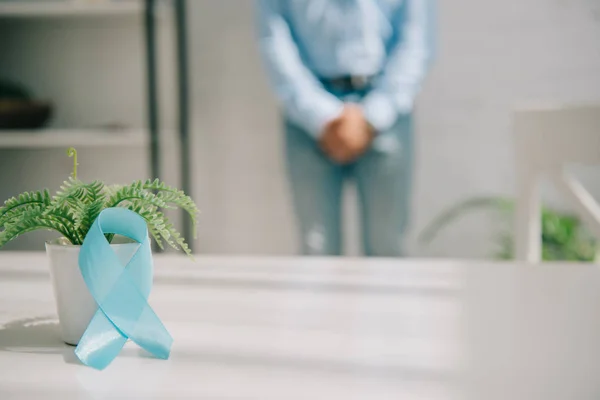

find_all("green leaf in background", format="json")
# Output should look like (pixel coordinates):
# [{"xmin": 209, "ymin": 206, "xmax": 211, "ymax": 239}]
[{"xmin": 419, "ymin": 196, "xmax": 598, "ymax": 262}]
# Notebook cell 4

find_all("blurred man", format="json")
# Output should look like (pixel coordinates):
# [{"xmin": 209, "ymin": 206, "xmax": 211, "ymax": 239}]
[{"xmin": 256, "ymin": 0, "xmax": 434, "ymax": 256}]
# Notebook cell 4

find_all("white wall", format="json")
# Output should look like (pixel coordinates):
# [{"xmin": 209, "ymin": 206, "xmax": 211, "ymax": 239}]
[{"xmin": 1, "ymin": 0, "xmax": 599, "ymax": 256}]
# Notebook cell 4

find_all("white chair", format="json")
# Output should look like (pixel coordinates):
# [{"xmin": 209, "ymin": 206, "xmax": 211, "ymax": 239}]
[{"xmin": 514, "ymin": 104, "xmax": 600, "ymax": 262}]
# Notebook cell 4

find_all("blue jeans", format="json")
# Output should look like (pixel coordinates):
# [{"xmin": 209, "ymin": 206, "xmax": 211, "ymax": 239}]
[{"xmin": 285, "ymin": 110, "xmax": 413, "ymax": 257}]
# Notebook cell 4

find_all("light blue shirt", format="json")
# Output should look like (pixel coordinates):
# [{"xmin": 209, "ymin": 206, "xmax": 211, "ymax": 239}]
[{"xmin": 256, "ymin": 0, "xmax": 434, "ymax": 139}]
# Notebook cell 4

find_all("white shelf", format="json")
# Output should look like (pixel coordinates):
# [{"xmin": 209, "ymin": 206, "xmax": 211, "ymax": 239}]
[
  {"xmin": 0, "ymin": 128, "xmax": 148, "ymax": 148},
  {"xmin": 0, "ymin": 1, "xmax": 143, "ymax": 17}
]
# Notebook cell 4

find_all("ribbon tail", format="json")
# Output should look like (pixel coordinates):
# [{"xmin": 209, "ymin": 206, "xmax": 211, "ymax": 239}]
[
  {"xmin": 129, "ymin": 304, "xmax": 173, "ymax": 359},
  {"xmin": 97, "ymin": 268, "xmax": 173, "ymax": 360},
  {"xmin": 75, "ymin": 308, "xmax": 127, "ymax": 370}
]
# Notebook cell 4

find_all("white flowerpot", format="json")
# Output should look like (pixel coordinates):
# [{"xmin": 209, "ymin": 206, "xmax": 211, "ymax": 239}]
[{"xmin": 45, "ymin": 238, "xmax": 140, "ymax": 345}]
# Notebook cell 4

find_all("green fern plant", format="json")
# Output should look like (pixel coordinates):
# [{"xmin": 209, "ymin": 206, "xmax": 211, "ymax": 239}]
[{"xmin": 0, "ymin": 148, "xmax": 199, "ymax": 255}]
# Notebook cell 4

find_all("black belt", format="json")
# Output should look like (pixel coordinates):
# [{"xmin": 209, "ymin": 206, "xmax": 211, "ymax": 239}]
[{"xmin": 320, "ymin": 75, "xmax": 375, "ymax": 92}]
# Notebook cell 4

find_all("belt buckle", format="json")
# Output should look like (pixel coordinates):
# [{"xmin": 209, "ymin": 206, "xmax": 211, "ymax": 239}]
[{"xmin": 350, "ymin": 75, "xmax": 368, "ymax": 90}]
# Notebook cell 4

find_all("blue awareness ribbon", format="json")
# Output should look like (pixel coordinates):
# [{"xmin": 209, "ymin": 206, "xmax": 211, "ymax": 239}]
[{"xmin": 75, "ymin": 207, "xmax": 173, "ymax": 370}]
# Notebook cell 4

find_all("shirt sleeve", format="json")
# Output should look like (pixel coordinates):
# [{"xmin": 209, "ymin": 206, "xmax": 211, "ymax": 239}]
[
  {"xmin": 255, "ymin": 0, "xmax": 343, "ymax": 139},
  {"xmin": 361, "ymin": 0, "xmax": 435, "ymax": 133}
]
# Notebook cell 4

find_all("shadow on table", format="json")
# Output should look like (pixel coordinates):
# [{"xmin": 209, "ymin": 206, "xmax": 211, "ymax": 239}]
[
  {"xmin": 0, "ymin": 316, "xmax": 160, "ymax": 365},
  {"xmin": 0, "ymin": 316, "xmax": 80, "ymax": 364}
]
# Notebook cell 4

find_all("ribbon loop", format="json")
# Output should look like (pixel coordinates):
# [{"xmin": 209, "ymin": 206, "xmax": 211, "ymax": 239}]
[{"xmin": 75, "ymin": 207, "xmax": 172, "ymax": 370}]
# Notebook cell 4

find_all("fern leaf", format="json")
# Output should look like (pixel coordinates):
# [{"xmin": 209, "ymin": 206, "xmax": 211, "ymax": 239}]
[
  {"xmin": 1, "ymin": 203, "xmax": 44, "ymax": 227},
  {"xmin": 141, "ymin": 179, "xmax": 199, "ymax": 238},
  {"xmin": 164, "ymin": 220, "xmax": 192, "ymax": 256},
  {"xmin": 48, "ymin": 178, "xmax": 105, "ymax": 212},
  {"xmin": 106, "ymin": 184, "xmax": 170, "ymax": 210},
  {"xmin": 102, "ymin": 184, "xmax": 122, "ymax": 198},
  {"xmin": 48, "ymin": 177, "xmax": 80, "ymax": 207},
  {"xmin": 28, "ymin": 207, "xmax": 81, "ymax": 244},
  {"xmin": 0, "ymin": 190, "xmax": 51, "ymax": 226},
  {"xmin": 73, "ymin": 197, "xmax": 106, "ymax": 241},
  {"xmin": 121, "ymin": 201, "xmax": 192, "ymax": 255},
  {"xmin": 147, "ymin": 222, "xmax": 165, "ymax": 250},
  {"xmin": 156, "ymin": 191, "xmax": 199, "ymax": 237},
  {"xmin": 42, "ymin": 179, "xmax": 107, "ymax": 241},
  {"xmin": 0, "ymin": 209, "xmax": 77, "ymax": 247}
]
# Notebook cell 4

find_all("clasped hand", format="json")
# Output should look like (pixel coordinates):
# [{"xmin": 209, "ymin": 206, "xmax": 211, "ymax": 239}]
[{"xmin": 318, "ymin": 103, "xmax": 374, "ymax": 165}]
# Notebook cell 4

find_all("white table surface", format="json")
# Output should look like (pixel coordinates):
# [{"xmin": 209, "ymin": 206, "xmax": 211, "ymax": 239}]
[{"xmin": 0, "ymin": 253, "xmax": 599, "ymax": 400}]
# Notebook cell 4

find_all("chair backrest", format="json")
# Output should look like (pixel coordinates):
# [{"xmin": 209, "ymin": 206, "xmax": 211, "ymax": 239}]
[{"xmin": 514, "ymin": 104, "xmax": 600, "ymax": 262}]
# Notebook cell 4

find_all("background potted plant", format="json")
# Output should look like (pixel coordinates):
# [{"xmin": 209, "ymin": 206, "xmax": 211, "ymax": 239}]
[
  {"xmin": 419, "ymin": 196, "xmax": 598, "ymax": 262},
  {"xmin": 0, "ymin": 148, "xmax": 199, "ymax": 345}
]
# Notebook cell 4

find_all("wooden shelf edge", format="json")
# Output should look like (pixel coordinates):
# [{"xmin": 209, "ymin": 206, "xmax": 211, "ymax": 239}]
[
  {"xmin": 0, "ymin": 1, "xmax": 143, "ymax": 18},
  {"xmin": 0, "ymin": 128, "xmax": 149, "ymax": 148}
]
